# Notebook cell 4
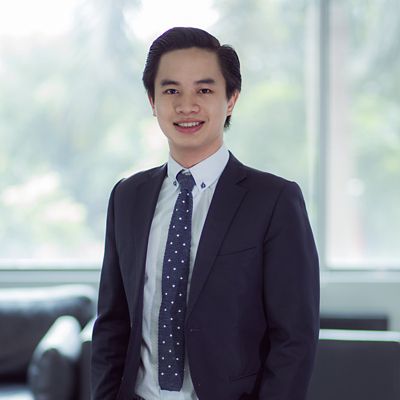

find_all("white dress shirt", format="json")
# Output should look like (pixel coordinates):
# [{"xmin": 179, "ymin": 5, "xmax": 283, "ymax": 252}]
[{"xmin": 134, "ymin": 144, "xmax": 230, "ymax": 400}]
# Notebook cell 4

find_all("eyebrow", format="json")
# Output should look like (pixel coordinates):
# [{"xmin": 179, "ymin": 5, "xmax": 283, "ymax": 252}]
[
  {"xmin": 195, "ymin": 78, "xmax": 216, "ymax": 85},
  {"xmin": 160, "ymin": 79, "xmax": 179, "ymax": 87},
  {"xmin": 159, "ymin": 78, "xmax": 216, "ymax": 87}
]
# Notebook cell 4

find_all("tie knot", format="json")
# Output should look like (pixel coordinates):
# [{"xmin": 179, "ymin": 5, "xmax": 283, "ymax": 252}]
[{"xmin": 176, "ymin": 170, "xmax": 195, "ymax": 192}]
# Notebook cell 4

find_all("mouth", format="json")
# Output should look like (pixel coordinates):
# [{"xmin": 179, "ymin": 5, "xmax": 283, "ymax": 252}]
[{"xmin": 173, "ymin": 120, "xmax": 205, "ymax": 134}]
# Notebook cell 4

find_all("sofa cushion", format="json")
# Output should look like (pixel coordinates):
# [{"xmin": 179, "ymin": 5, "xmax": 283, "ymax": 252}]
[
  {"xmin": 27, "ymin": 316, "xmax": 81, "ymax": 400},
  {"xmin": 0, "ymin": 285, "xmax": 95, "ymax": 379}
]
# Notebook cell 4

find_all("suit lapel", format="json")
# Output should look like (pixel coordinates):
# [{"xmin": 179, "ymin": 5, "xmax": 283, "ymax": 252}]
[
  {"xmin": 186, "ymin": 154, "xmax": 248, "ymax": 320},
  {"xmin": 130, "ymin": 165, "xmax": 166, "ymax": 301}
]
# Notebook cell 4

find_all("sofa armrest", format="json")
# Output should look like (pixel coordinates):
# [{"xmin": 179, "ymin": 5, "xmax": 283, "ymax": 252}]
[
  {"xmin": 0, "ymin": 284, "xmax": 96, "ymax": 380},
  {"xmin": 28, "ymin": 316, "xmax": 82, "ymax": 400},
  {"xmin": 308, "ymin": 329, "xmax": 400, "ymax": 400}
]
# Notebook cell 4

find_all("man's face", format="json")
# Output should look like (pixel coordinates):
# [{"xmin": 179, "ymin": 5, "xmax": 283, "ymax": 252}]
[{"xmin": 149, "ymin": 47, "xmax": 239, "ymax": 164}]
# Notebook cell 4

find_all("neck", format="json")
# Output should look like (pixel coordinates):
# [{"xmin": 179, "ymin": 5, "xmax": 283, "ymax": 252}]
[
  {"xmin": 171, "ymin": 149, "xmax": 218, "ymax": 168},
  {"xmin": 170, "ymin": 144, "xmax": 222, "ymax": 168}
]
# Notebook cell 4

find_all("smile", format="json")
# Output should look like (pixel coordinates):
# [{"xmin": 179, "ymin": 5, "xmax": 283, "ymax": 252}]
[
  {"xmin": 174, "ymin": 121, "xmax": 204, "ymax": 127},
  {"xmin": 173, "ymin": 120, "xmax": 205, "ymax": 134}
]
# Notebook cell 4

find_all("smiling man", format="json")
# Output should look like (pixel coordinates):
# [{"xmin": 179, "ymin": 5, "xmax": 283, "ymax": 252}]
[
  {"xmin": 149, "ymin": 47, "xmax": 238, "ymax": 168},
  {"xmin": 91, "ymin": 27, "xmax": 319, "ymax": 400}
]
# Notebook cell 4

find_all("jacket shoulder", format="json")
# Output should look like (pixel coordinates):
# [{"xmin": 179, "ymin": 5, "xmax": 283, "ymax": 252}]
[
  {"xmin": 112, "ymin": 164, "xmax": 166, "ymax": 195},
  {"xmin": 238, "ymin": 161, "xmax": 298, "ymax": 194}
]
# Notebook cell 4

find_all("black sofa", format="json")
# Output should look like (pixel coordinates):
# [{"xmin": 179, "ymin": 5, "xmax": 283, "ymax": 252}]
[
  {"xmin": 80, "ymin": 311, "xmax": 400, "ymax": 400},
  {"xmin": 0, "ymin": 285, "xmax": 96, "ymax": 400},
  {"xmin": 308, "ymin": 314, "xmax": 400, "ymax": 400},
  {"xmin": 14, "ymin": 294, "xmax": 394, "ymax": 400}
]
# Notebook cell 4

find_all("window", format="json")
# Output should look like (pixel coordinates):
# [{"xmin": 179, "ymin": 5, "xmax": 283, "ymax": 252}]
[
  {"xmin": 0, "ymin": 0, "xmax": 398, "ymax": 269},
  {"xmin": 326, "ymin": 0, "xmax": 400, "ymax": 268}
]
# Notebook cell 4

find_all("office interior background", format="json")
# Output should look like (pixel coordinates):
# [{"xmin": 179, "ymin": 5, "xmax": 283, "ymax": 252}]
[{"xmin": 0, "ymin": 0, "xmax": 399, "ymax": 399}]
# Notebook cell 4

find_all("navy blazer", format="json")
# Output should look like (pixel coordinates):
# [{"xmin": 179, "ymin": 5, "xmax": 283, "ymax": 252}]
[{"xmin": 91, "ymin": 153, "xmax": 320, "ymax": 400}]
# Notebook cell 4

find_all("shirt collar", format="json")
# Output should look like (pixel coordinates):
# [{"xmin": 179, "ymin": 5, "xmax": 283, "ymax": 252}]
[{"xmin": 167, "ymin": 144, "xmax": 229, "ymax": 191}]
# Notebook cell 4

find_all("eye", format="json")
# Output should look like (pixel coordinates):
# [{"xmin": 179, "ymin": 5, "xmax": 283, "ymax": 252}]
[
  {"xmin": 164, "ymin": 88, "xmax": 178, "ymax": 95},
  {"xmin": 199, "ymin": 88, "xmax": 212, "ymax": 94}
]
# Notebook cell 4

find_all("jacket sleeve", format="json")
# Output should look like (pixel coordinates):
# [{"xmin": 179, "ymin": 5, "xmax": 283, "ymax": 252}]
[
  {"xmin": 91, "ymin": 181, "xmax": 131, "ymax": 400},
  {"xmin": 259, "ymin": 181, "xmax": 320, "ymax": 400}
]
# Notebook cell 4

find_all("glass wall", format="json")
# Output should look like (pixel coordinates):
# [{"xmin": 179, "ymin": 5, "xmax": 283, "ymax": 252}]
[
  {"xmin": 326, "ymin": 0, "xmax": 400, "ymax": 268},
  {"xmin": 0, "ymin": 0, "xmax": 399, "ymax": 269}
]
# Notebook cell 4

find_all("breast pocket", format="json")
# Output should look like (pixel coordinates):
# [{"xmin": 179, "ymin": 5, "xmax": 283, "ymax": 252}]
[
  {"xmin": 216, "ymin": 245, "xmax": 258, "ymax": 267},
  {"xmin": 209, "ymin": 246, "xmax": 261, "ymax": 301}
]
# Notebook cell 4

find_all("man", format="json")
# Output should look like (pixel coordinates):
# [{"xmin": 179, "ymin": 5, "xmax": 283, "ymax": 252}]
[{"xmin": 91, "ymin": 27, "xmax": 319, "ymax": 400}]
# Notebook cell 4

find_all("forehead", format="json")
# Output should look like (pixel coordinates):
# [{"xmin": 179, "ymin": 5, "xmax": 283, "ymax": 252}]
[{"xmin": 155, "ymin": 47, "xmax": 224, "ymax": 83}]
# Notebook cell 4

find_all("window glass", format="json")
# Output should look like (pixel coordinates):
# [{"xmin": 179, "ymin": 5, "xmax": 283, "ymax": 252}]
[
  {"xmin": 1, "ymin": 0, "xmax": 317, "ymax": 266},
  {"xmin": 4, "ymin": 0, "xmax": 398, "ymax": 269},
  {"xmin": 326, "ymin": 0, "xmax": 400, "ymax": 268}
]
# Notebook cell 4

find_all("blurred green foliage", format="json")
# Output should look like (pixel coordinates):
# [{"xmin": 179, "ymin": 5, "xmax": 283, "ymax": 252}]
[{"xmin": 0, "ymin": 0, "xmax": 398, "ymax": 265}]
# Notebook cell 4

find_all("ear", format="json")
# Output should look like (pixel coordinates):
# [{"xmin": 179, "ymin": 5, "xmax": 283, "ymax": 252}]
[
  {"xmin": 148, "ymin": 93, "xmax": 156, "ymax": 116},
  {"xmin": 227, "ymin": 90, "xmax": 240, "ymax": 116}
]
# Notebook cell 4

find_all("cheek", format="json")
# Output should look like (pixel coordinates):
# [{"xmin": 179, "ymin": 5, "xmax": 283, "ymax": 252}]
[
  {"xmin": 154, "ymin": 95, "xmax": 171, "ymax": 112},
  {"xmin": 210, "ymin": 103, "xmax": 229, "ymax": 122},
  {"xmin": 155, "ymin": 104, "xmax": 172, "ymax": 120}
]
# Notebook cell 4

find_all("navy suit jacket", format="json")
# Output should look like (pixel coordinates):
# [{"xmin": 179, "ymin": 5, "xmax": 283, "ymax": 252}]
[{"xmin": 91, "ymin": 153, "xmax": 320, "ymax": 400}]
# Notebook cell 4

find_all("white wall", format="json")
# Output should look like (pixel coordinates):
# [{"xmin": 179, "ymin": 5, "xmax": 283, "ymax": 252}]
[{"xmin": 321, "ymin": 272, "xmax": 400, "ymax": 330}]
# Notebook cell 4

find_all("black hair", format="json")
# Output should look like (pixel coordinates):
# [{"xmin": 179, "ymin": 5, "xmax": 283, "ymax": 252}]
[{"xmin": 142, "ymin": 27, "xmax": 241, "ymax": 128}]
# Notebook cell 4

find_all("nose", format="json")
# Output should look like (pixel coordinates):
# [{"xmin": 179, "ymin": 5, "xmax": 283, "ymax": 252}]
[{"xmin": 175, "ymin": 93, "xmax": 200, "ymax": 114}]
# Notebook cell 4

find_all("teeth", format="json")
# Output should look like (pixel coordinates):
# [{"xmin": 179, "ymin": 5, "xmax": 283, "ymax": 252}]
[{"xmin": 177, "ymin": 121, "xmax": 201, "ymax": 127}]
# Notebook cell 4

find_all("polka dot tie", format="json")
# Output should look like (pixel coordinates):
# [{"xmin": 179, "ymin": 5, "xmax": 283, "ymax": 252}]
[{"xmin": 158, "ymin": 170, "xmax": 196, "ymax": 391}]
